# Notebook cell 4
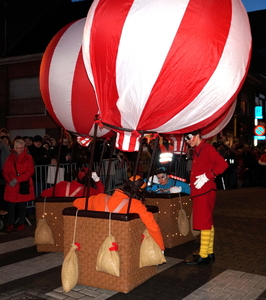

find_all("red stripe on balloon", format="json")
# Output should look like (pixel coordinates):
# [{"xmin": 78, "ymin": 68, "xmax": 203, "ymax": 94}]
[
  {"xmin": 169, "ymin": 50, "xmax": 251, "ymax": 136},
  {"xmin": 89, "ymin": 0, "xmax": 134, "ymax": 128},
  {"xmin": 40, "ymin": 22, "xmax": 75, "ymax": 128},
  {"xmin": 71, "ymin": 49, "xmax": 98, "ymax": 135},
  {"xmin": 139, "ymin": 0, "xmax": 232, "ymax": 130}
]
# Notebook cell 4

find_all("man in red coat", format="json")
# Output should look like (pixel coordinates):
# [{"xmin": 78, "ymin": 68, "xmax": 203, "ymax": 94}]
[
  {"xmin": 184, "ymin": 130, "xmax": 228, "ymax": 265},
  {"xmin": 73, "ymin": 175, "xmax": 165, "ymax": 251},
  {"xmin": 41, "ymin": 167, "xmax": 104, "ymax": 197}
]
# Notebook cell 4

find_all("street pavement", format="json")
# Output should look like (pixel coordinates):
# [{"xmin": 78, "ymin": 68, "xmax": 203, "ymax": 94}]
[{"xmin": 0, "ymin": 186, "xmax": 266, "ymax": 300}]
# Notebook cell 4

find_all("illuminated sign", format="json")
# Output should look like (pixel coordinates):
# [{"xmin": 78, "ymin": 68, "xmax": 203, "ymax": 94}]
[
  {"xmin": 254, "ymin": 136, "xmax": 266, "ymax": 140},
  {"xmin": 255, "ymin": 106, "xmax": 263, "ymax": 119},
  {"xmin": 254, "ymin": 125, "xmax": 266, "ymax": 136}
]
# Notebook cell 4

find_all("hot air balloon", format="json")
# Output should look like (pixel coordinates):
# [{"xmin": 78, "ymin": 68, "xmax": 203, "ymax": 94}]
[
  {"xmin": 39, "ymin": 18, "xmax": 113, "ymax": 141},
  {"xmin": 82, "ymin": 0, "xmax": 252, "ymax": 151}
]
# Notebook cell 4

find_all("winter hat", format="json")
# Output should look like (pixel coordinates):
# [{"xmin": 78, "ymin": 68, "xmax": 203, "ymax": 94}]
[{"xmin": 33, "ymin": 135, "xmax": 43, "ymax": 143}]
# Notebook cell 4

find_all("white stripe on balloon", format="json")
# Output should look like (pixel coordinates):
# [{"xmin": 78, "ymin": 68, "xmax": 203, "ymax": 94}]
[
  {"xmin": 152, "ymin": 0, "xmax": 251, "ymax": 133},
  {"xmin": 116, "ymin": 0, "xmax": 190, "ymax": 130}
]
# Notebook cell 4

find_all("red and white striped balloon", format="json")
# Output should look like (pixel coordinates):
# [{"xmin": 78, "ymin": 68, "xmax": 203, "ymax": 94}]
[
  {"xmin": 82, "ymin": 0, "xmax": 251, "ymax": 151},
  {"xmin": 39, "ymin": 18, "xmax": 112, "ymax": 140}
]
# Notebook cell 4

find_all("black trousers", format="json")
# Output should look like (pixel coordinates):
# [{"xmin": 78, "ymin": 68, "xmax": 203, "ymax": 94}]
[{"xmin": 6, "ymin": 201, "xmax": 27, "ymax": 225}]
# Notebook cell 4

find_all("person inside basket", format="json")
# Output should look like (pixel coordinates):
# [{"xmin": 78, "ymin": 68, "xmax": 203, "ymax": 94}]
[
  {"xmin": 73, "ymin": 175, "xmax": 165, "ymax": 251},
  {"xmin": 146, "ymin": 167, "xmax": 190, "ymax": 194},
  {"xmin": 41, "ymin": 167, "xmax": 104, "ymax": 197}
]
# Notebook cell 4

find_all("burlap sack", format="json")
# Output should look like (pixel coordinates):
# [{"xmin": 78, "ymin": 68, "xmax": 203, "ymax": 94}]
[
  {"xmin": 96, "ymin": 235, "xmax": 120, "ymax": 277},
  {"xmin": 34, "ymin": 219, "xmax": 54, "ymax": 245},
  {"xmin": 61, "ymin": 244, "xmax": 79, "ymax": 292},
  {"xmin": 177, "ymin": 208, "xmax": 189, "ymax": 236},
  {"xmin": 139, "ymin": 229, "xmax": 166, "ymax": 268}
]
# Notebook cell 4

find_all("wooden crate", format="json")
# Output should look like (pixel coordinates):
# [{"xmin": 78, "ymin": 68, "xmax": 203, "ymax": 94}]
[{"xmin": 62, "ymin": 207, "xmax": 158, "ymax": 293}]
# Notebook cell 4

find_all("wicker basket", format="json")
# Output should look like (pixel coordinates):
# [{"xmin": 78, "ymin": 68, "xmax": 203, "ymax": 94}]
[
  {"xmin": 144, "ymin": 193, "xmax": 195, "ymax": 248},
  {"xmin": 62, "ymin": 207, "xmax": 158, "ymax": 293},
  {"xmin": 35, "ymin": 197, "xmax": 77, "ymax": 252}
]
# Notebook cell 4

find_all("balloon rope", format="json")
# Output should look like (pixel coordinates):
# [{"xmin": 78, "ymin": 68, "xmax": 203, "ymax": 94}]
[
  {"xmin": 72, "ymin": 208, "xmax": 79, "ymax": 245},
  {"xmin": 174, "ymin": 135, "xmax": 186, "ymax": 185},
  {"xmin": 108, "ymin": 212, "xmax": 112, "ymax": 236},
  {"xmin": 179, "ymin": 193, "xmax": 183, "ymax": 210},
  {"xmin": 126, "ymin": 131, "xmax": 145, "ymax": 213},
  {"xmin": 85, "ymin": 122, "xmax": 98, "ymax": 210},
  {"xmin": 42, "ymin": 197, "xmax": 47, "ymax": 220},
  {"xmin": 97, "ymin": 139, "xmax": 108, "ymax": 177},
  {"xmin": 104, "ymin": 133, "xmax": 116, "ymax": 193},
  {"xmin": 146, "ymin": 135, "xmax": 159, "ymax": 188}
]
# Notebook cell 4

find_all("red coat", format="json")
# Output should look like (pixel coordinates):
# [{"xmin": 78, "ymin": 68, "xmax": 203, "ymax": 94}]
[
  {"xmin": 190, "ymin": 140, "xmax": 228, "ymax": 230},
  {"xmin": 73, "ymin": 189, "xmax": 165, "ymax": 250},
  {"xmin": 3, "ymin": 149, "xmax": 35, "ymax": 203},
  {"xmin": 41, "ymin": 180, "xmax": 104, "ymax": 197}
]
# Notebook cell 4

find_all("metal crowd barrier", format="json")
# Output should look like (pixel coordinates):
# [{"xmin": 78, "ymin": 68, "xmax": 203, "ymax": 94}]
[{"xmin": 28, "ymin": 156, "xmax": 189, "ymax": 209}]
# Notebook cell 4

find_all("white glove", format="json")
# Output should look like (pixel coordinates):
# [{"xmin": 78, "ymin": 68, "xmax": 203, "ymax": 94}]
[
  {"xmin": 9, "ymin": 178, "xmax": 18, "ymax": 187},
  {"xmin": 170, "ymin": 186, "xmax": 182, "ymax": 193},
  {"xmin": 194, "ymin": 173, "xmax": 209, "ymax": 189},
  {"xmin": 148, "ymin": 175, "xmax": 159, "ymax": 185},
  {"xmin": 91, "ymin": 172, "xmax": 100, "ymax": 182}
]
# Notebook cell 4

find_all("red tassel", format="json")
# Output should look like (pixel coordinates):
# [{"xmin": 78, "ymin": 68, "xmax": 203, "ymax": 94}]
[
  {"xmin": 74, "ymin": 242, "xmax": 81, "ymax": 251},
  {"xmin": 109, "ymin": 242, "xmax": 119, "ymax": 251},
  {"xmin": 141, "ymin": 234, "xmax": 145, "ymax": 242}
]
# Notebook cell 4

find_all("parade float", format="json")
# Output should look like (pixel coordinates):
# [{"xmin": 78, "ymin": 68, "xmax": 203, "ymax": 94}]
[{"xmin": 38, "ymin": 0, "xmax": 252, "ymax": 293}]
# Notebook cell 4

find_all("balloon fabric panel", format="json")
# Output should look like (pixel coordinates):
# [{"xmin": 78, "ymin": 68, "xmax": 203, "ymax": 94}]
[
  {"xmin": 89, "ymin": 0, "xmax": 133, "ymax": 126},
  {"xmin": 71, "ymin": 49, "xmax": 98, "ymax": 135},
  {"xmin": 151, "ymin": 0, "xmax": 251, "ymax": 133},
  {"xmin": 40, "ymin": 22, "xmax": 75, "ymax": 129},
  {"xmin": 139, "ymin": 0, "xmax": 232, "ymax": 130},
  {"xmin": 49, "ymin": 19, "xmax": 86, "ymax": 133}
]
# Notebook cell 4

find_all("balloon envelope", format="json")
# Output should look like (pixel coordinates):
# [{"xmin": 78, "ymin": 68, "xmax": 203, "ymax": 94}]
[
  {"xmin": 40, "ymin": 18, "xmax": 112, "ymax": 139},
  {"xmin": 82, "ymin": 0, "xmax": 251, "ymax": 151}
]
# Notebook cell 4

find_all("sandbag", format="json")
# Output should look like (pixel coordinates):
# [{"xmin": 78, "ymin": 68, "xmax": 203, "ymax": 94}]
[
  {"xmin": 96, "ymin": 235, "xmax": 120, "ymax": 277},
  {"xmin": 61, "ymin": 244, "xmax": 79, "ymax": 292},
  {"xmin": 34, "ymin": 219, "xmax": 54, "ymax": 245},
  {"xmin": 139, "ymin": 229, "xmax": 166, "ymax": 268},
  {"xmin": 177, "ymin": 208, "xmax": 189, "ymax": 236}
]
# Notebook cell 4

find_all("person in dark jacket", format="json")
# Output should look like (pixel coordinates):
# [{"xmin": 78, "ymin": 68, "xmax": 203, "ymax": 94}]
[
  {"xmin": 0, "ymin": 140, "xmax": 11, "ymax": 214},
  {"xmin": 28, "ymin": 135, "xmax": 50, "ymax": 165},
  {"xmin": 28, "ymin": 135, "xmax": 50, "ymax": 196},
  {"xmin": 3, "ymin": 139, "xmax": 35, "ymax": 231}
]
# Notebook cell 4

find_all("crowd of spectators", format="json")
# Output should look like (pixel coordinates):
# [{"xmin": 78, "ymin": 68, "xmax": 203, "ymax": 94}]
[
  {"xmin": 1, "ymin": 127, "xmax": 266, "ymax": 192},
  {"xmin": 211, "ymin": 140, "xmax": 266, "ymax": 189}
]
